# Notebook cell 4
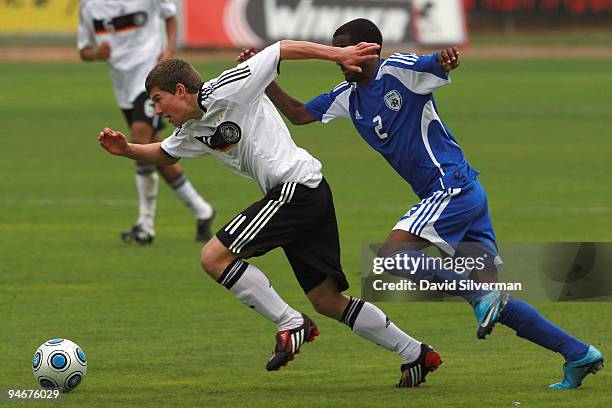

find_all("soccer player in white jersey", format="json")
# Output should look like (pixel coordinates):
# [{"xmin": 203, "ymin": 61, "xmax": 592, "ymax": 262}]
[
  {"xmin": 238, "ymin": 19, "xmax": 604, "ymax": 389},
  {"xmin": 99, "ymin": 40, "xmax": 443, "ymax": 387},
  {"xmin": 78, "ymin": 0, "xmax": 215, "ymax": 244}
]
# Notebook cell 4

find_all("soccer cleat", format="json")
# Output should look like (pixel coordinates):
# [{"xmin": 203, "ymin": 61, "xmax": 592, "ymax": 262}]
[
  {"xmin": 196, "ymin": 211, "xmax": 215, "ymax": 242},
  {"xmin": 120, "ymin": 225, "xmax": 154, "ymax": 245},
  {"xmin": 397, "ymin": 343, "xmax": 443, "ymax": 388},
  {"xmin": 472, "ymin": 290, "xmax": 510, "ymax": 339},
  {"xmin": 549, "ymin": 345, "xmax": 604, "ymax": 389},
  {"xmin": 266, "ymin": 313, "xmax": 319, "ymax": 371}
]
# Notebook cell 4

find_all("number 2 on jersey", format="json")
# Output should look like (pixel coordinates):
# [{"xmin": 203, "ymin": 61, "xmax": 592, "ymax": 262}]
[{"xmin": 373, "ymin": 115, "xmax": 388, "ymax": 139}]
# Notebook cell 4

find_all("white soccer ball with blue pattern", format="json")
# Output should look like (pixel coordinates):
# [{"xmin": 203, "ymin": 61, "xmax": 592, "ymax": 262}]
[{"xmin": 32, "ymin": 338, "xmax": 87, "ymax": 392}]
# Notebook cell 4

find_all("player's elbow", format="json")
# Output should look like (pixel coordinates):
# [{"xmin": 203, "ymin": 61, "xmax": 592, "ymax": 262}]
[
  {"xmin": 288, "ymin": 109, "xmax": 315, "ymax": 125},
  {"xmin": 288, "ymin": 116, "xmax": 308, "ymax": 126}
]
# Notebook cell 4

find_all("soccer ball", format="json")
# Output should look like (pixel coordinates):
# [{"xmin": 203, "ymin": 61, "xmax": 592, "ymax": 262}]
[{"xmin": 32, "ymin": 338, "xmax": 87, "ymax": 392}]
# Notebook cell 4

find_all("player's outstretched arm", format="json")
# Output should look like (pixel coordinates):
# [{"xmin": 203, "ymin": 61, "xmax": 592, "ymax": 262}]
[
  {"xmin": 265, "ymin": 82, "xmax": 316, "ymax": 125},
  {"xmin": 98, "ymin": 128, "xmax": 178, "ymax": 165},
  {"xmin": 279, "ymin": 40, "xmax": 379, "ymax": 73},
  {"xmin": 236, "ymin": 47, "xmax": 315, "ymax": 125},
  {"xmin": 437, "ymin": 47, "xmax": 460, "ymax": 72}
]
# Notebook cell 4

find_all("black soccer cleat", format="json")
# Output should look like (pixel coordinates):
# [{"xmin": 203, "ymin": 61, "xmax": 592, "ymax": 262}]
[
  {"xmin": 397, "ymin": 343, "xmax": 443, "ymax": 388},
  {"xmin": 266, "ymin": 313, "xmax": 319, "ymax": 371},
  {"xmin": 120, "ymin": 225, "xmax": 154, "ymax": 245},
  {"xmin": 196, "ymin": 211, "xmax": 215, "ymax": 242}
]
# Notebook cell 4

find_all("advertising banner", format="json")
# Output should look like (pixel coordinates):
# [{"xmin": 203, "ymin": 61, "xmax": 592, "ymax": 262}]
[
  {"xmin": 183, "ymin": 0, "xmax": 467, "ymax": 48},
  {"xmin": 0, "ymin": 0, "xmax": 79, "ymax": 34}
]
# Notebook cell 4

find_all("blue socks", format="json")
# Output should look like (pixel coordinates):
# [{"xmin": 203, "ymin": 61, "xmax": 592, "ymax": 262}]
[
  {"xmin": 385, "ymin": 250, "xmax": 590, "ymax": 362},
  {"xmin": 498, "ymin": 297, "xmax": 589, "ymax": 362}
]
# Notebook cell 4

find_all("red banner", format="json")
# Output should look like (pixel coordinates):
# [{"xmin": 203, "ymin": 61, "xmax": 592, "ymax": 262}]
[
  {"xmin": 184, "ymin": 0, "xmax": 232, "ymax": 47},
  {"xmin": 182, "ymin": 0, "xmax": 467, "ymax": 48},
  {"xmin": 182, "ymin": 0, "xmax": 418, "ymax": 48}
]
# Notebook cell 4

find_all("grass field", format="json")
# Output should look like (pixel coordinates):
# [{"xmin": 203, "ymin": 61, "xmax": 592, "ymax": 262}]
[{"xmin": 0, "ymin": 58, "xmax": 611, "ymax": 407}]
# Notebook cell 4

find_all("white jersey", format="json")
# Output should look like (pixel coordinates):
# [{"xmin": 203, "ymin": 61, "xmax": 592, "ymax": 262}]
[
  {"xmin": 77, "ymin": 0, "xmax": 176, "ymax": 109},
  {"xmin": 161, "ymin": 42, "xmax": 323, "ymax": 194}
]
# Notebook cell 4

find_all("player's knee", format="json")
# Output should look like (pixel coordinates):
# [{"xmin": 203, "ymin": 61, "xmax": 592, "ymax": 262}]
[
  {"xmin": 470, "ymin": 255, "xmax": 503, "ymax": 283},
  {"xmin": 200, "ymin": 243, "xmax": 221, "ymax": 277},
  {"xmin": 200, "ymin": 238, "xmax": 235, "ymax": 280}
]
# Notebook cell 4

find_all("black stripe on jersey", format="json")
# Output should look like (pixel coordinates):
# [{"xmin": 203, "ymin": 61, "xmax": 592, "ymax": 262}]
[
  {"xmin": 93, "ymin": 11, "xmax": 148, "ymax": 34},
  {"xmin": 198, "ymin": 66, "xmax": 251, "ymax": 108},
  {"xmin": 200, "ymin": 66, "xmax": 249, "ymax": 97},
  {"xmin": 202, "ymin": 71, "xmax": 250, "ymax": 98},
  {"xmin": 200, "ymin": 67, "xmax": 250, "ymax": 98}
]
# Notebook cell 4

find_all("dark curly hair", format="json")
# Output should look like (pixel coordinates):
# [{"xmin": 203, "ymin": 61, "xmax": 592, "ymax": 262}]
[{"xmin": 333, "ymin": 18, "xmax": 383, "ymax": 56}]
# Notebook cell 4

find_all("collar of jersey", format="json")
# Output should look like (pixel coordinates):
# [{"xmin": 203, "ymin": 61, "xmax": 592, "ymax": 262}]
[{"xmin": 196, "ymin": 82, "xmax": 208, "ymax": 114}]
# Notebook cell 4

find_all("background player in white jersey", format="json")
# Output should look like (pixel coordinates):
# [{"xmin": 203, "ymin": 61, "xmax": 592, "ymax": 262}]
[
  {"xmin": 98, "ymin": 40, "xmax": 443, "ymax": 387},
  {"xmin": 78, "ymin": 0, "xmax": 214, "ymax": 244},
  {"xmin": 237, "ymin": 19, "xmax": 604, "ymax": 389}
]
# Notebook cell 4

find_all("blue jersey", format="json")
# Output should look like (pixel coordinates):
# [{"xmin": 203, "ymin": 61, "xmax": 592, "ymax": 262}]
[{"xmin": 306, "ymin": 52, "xmax": 479, "ymax": 199}]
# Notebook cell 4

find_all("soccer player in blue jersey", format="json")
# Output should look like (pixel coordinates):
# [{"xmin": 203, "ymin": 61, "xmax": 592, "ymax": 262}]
[{"xmin": 236, "ymin": 19, "xmax": 604, "ymax": 389}]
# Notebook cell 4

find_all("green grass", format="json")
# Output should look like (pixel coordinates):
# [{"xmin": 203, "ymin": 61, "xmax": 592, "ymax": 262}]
[
  {"xmin": 470, "ymin": 30, "xmax": 612, "ymax": 47},
  {"xmin": 0, "ymin": 59, "xmax": 610, "ymax": 407}
]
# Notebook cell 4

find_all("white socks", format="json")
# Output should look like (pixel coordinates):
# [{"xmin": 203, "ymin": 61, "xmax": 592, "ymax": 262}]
[
  {"xmin": 169, "ymin": 174, "xmax": 214, "ymax": 220},
  {"xmin": 218, "ymin": 260, "xmax": 303, "ymax": 330},
  {"xmin": 341, "ymin": 297, "xmax": 422, "ymax": 363},
  {"xmin": 217, "ymin": 263, "xmax": 422, "ymax": 362},
  {"xmin": 135, "ymin": 164, "xmax": 158, "ymax": 234}
]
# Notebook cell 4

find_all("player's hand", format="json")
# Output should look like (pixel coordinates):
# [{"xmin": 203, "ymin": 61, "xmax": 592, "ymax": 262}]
[
  {"xmin": 336, "ymin": 42, "xmax": 380, "ymax": 73},
  {"xmin": 97, "ymin": 42, "xmax": 111, "ymax": 61},
  {"xmin": 236, "ymin": 47, "xmax": 258, "ymax": 62},
  {"xmin": 98, "ymin": 127, "xmax": 129, "ymax": 156},
  {"xmin": 437, "ymin": 47, "xmax": 460, "ymax": 72},
  {"xmin": 158, "ymin": 48, "xmax": 174, "ymax": 62}
]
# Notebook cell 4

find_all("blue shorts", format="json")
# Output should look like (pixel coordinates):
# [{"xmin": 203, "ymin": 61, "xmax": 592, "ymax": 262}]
[{"xmin": 393, "ymin": 179, "xmax": 501, "ymax": 267}]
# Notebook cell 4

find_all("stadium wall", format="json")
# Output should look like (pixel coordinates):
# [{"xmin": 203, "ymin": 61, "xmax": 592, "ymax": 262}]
[
  {"xmin": 1, "ymin": 0, "xmax": 611, "ymax": 46},
  {"xmin": 0, "ymin": 0, "xmax": 466, "ymax": 47}
]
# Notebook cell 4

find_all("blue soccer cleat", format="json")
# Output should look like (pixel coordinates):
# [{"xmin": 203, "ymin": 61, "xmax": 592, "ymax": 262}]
[
  {"xmin": 472, "ymin": 290, "xmax": 510, "ymax": 339},
  {"xmin": 549, "ymin": 345, "xmax": 604, "ymax": 389}
]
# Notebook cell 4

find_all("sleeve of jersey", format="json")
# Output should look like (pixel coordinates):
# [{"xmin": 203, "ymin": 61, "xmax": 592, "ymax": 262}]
[
  {"xmin": 158, "ymin": 0, "xmax": 177, "ymax": 19},
  {"xmin": 305, "ymin": 83, "xmax": 351, "ymax": 123},
  {"xmin": 380, "ymin": 52, "xmax": 450, "ymax": 95},
  {"xmin": 76, "ymin": 8, "xmax": 95, "ymax": 51},
  {"xmin": 204, "ymin": 42, "xmax": 280, "ymax": 106},
  {"xmin": 160, "ymin": 128, "xmax": 210, "ymax": 159}
]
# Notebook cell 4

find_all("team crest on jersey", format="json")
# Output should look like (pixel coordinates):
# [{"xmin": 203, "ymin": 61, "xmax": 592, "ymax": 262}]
[
  {"xmin": 384, "ymin": 90, "xmax": 402, "ymax": 111},
  {"xmin": 195, "ymin": 121, "xmax": 241, "ymax": 152}
]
